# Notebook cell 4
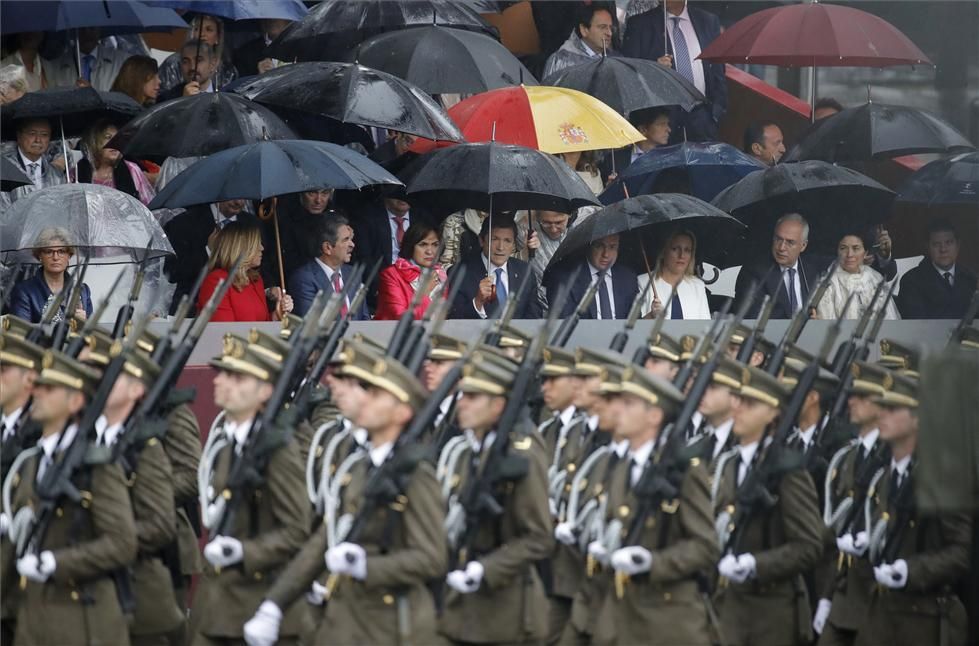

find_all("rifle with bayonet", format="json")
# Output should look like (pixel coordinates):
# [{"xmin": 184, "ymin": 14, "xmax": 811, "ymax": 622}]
[
  {"xmin": 111, "ymin": 246, "xmax": 153, "ymax": 338},
  {"xmin": 48, "ymin": 254, "xmax": 91, "ymax": 350},
  {"xmin": 766, "ymin": 263, "xmax": 837, "ymax": 376},
  {"xmin": 736, "ymin": 295, "xmax": 775, "ymax": 363},
  {"xmin": 609, "ymin": 281, "xmax": 650, "ymax": 353},
  {"xmin": 828, "ymin": 279, "xmax": 888, "ymax": 378},
  {"xmin": 947, "ymin": 290, "xmax": 979, "ymax": 348},
  {"xmin": 63, "ymin": 271, "xmax": 127, "ymax": 357},
  {"xmin": 630, "ymin": 284, "xmax": 671, "ymax": 366},
  {"xmin": 387, "ymin": 248, "xmax": 444, "ymax": 359},
  {"xmin": 403, "ymin": 265, "xmax": 468, "ymax": 373},
  {"xmin": 550, "ymin": 267, "xmax": 599, "ymax": 347},
  {"xmin": 0, "ymin": 261, "xmax": 22, "ymax": 311},
  {"xmin": 483, "ymin": 263, "xmax": 534, "ymax": 347}
]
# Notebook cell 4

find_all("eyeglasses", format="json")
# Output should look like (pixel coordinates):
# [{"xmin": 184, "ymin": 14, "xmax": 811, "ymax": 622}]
[
  {"xmin": 40, "ymin": 248, "xmax": 70, "ymax": 258},
  {"xmin": 772, "ymin": 236, "xmax": 799, "ymax": 249}
]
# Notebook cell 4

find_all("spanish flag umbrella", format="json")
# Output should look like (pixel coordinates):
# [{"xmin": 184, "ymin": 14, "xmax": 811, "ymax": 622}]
[{"xmin": 412, "ymin": 85, "xmax": 644, "ymax": 154}]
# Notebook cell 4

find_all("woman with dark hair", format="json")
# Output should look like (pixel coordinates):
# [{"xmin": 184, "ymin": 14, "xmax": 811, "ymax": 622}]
[
  {"xmin": 110, "ymin": 55, "xmax": 160, "ymax": 106},
  {"xmin": 8, "ymin": 228, "xmax": 92, "ymax": 323},
  {"xmin": 374, "ymin": 222, "xmax": 446, "ymax": 320},
  {"xmin": 817, "ymin": 230, "xmax": 899, "ymax": 320},
  {"xmin": 75, "ymin": 119, "xmax": 155, "ymax": 205}
]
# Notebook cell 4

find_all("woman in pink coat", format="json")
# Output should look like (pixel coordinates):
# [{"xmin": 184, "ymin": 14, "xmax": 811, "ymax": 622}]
[{"xmin": 374, "ymin": 222, "xmax": 447, "ymax": 320}]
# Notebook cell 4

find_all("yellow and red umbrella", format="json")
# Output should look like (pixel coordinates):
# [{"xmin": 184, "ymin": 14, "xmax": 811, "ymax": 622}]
[{"xmin": 413, "ymin": 85, "xmax": 643, "ymax": 154}]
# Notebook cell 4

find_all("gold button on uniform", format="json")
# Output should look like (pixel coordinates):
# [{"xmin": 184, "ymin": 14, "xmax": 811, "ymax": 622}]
[{"xmin": 383, "ymin": 594, "xmax": 394, "ymax": 605}]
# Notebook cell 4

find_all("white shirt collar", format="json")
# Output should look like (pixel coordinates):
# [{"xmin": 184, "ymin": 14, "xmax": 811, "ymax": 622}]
[
  {"xmin": 798, "ymin": 424, "xmax": 817, "ymax": 447},
  {"xmin": 588, "ymin": 261, "xmax": 611, "ymax": 277},
  {"xmin": 95, "ymin": 415, "xmax": 125, "ymax": 447},
  {"xmin": 860, "ymin": 428, "xmax": 879, "ymax": 451},
  {"xmin": 37, "ymin": 423, "xmax": 79, "ymax": 459},
  {"xmin": 587, "ymin": 414, "xmax": 599, "ymax": 432},
  {"xmin": 211, "ymin": 203, "xmax": 237, "ymax": 228},
  {"xmin": 1, "ymin": 406, "xmax": 24, "ymax": 438},
  {"xmin": 612, "ymin": 438, "xmax": 630, "ymax": 458},
  {"xmin": 891, "ymin": 454, "xmax": 911, "ymax": 476},
  {"xmin": 369, "ymin": 440, "xmax": 394, "ymax": 468},
  {"xmin": 466, "ymin": 429, "xmax": 496, "ymax": 453},
  {"xmin": 387, "ymin": 208, "xmax": 409, "ymax": 222},
  {"xmin": 580, "ymin": 39, "xmax": 599, "ymax": 57},
  {"xmin": 223, "ymin": 417, "xmax": 254, "ymax": 447},
  {"xmin": 629, "ymin": 438, "xmax": 656, "ymax": 467},
  {"xmin": 711, "ymin": 418, "xmax": 734, "ymax": 450},
  {"xmin": 439, "ymin": 395, "xmax": 454, "ymax": 416},
  {"xmin": 315, "ymin": 257, "xmax": 339, "ymax": 281},
  {"xmin": 738, "ymin": 439, "xmax": 760, "ymax": 465},
  {"xmin": 352, "ymin": 426, "xmax": 368, "ymax": 447},
  {"xmin": 781, "ymin": 260, "xmax": 800, "ymax": 273},
  {"xmin": 669, "ymin": 5, "xmax": 692, "ymax": 22},
  {"xmin": 933, "ymin": 263, "xmax": 955, "ymax": 278},
  {"xmin": 559, "ymin": 405, "xmax": 577, "ymax": 428},
  {"xmin": 482, "ymin": 253, "xmax": 507, "ymax": 272},
  {"xmin": 18, "ymin": 147, "xmax": 41, "ymax": 170}
]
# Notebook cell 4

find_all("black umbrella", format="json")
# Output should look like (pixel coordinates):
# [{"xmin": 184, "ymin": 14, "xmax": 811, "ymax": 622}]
[
  {"xmin": 784, "ymin": 102, "xmax": 975, "ymax": 162},
  {"xmin": 149, "ymin": 139, "xmax": 403, "ymax": 209},
  {"xmin": 351, "ymin": 25, "xmax": 536, "ymax": 95},
  {"xmin": 896, "ymin": 151, "xmax": 979, "ymax": 206},
  {"xmin": 544, "ymin": 55, "xmax": 705, "ymax": 115},
  {"xmin": 106, "ymin": 93, "xmax": 296, "ymax": 163},
  {"xmin": 1, "ymin": 157, "xmax": 32, "ymax": 192},
  {"xmin": 267, "ymin": 0, "xmax": 496, "ymax": 62},
  {"xmin": 405, "ymin": 141, "xmax": 600, "ymax": 216},
  {"xmin": 234, "ymin": 62, "xmax": 463, "ymax": 142},
  {"xmin": 1, "ymin": 87, "xmax": 142, "ymax": 139},
  {"xmin": 545, "ymin": 194, "xmax": 747, "ymax": 276},
  {"xmin": 711, "ymin": 160, "xmax": 895, "ymax": 254}
]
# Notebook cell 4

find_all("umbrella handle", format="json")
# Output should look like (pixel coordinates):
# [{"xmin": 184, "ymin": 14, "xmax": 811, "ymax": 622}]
[
  {"xmin": 259, "ymin": 198, "xmax": 287, "ymax": 294},
  {"xmin": 527, "ymin": 211, "xmax": 536, "ymax": 260}
]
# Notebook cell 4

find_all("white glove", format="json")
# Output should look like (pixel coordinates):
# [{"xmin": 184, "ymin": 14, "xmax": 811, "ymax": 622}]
[
  {"xmin": 852, "ymin": 531, "xmax": 869, "ymax": 556},
  {"xmin": 445, "ymin": 562, "xmax": 482, "ymax": 594},
  {"xmin": 464, "ymin": 561, "xmax": 484, "ymax": 588},
  {"xmin": 0, "ymin": 512, "xmax": 9, "ymax": 537},
  {"xmin": 610, "ymin": 546, "xmax": 653, "ymax": 576},
  {"xmin": 587, "ymin": 540, "xmax": 609, "ymax": 566},
  {"xmin": 325, "ymin": 542, "xmax": 367, "ymax": 580},
  {"xmin": 306, "ymin": 580, "xmax": 327, "ymax": 606},
  {"xmin": 736, "ymin": 553, "xmax": 757, "ymax": 578},
  {"xmin": 813, "ymin": 598, "xmax": 832, "ymax": 635},
  {"xmin": 873, "ymin": 559, "xmax": 908, "ymax": 589},
  {"xmin": 717, "ymin": 553, "xmax": 753, "ymax": 583},
  {"xmin": 243, "ymin": 600, "xmax": 282, "ymax": 646},
  {"xmin": 203, "ymin": 535, "xmax": 244, "ymax": 568},
  {"xmin": 17, "ymin": 551, "xmax": 55, "ymax": 583},
  {"xmin": 554, "ymin": 522, "xmax": 576, "ymax": 546}
]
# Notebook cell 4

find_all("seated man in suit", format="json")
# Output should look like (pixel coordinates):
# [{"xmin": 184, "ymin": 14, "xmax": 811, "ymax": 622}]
[
  {"xmin": 622, "ymin": 0, "xmax": 727, "ymax": 142},
  {"xmin": 897, "ymin": 218, "xmax": 977, "ymax": 319},
  {"xmin": 288, "ymin": 214, "xmax": 370, "ymax": 319},
  {"xmin": 545, "ymin": 233, "xmax": 639, "ymax": 320},
  {"xmin": 157, "ymin": 40, "xmax": 221, "ymax": 101},
  {"xmin": 261, "ymin": 189, "xmax": 340, "ymax": 287},
  {"xmin": 449, "ymin": 214, "xmax": 541, "ymax": 320},
  {"xmin": 162, "ymin": 198, "xmax": 248, "ymax": 313},
  {"xmin": 600, "ymin": 106, "xmax": 672, "ymax": 185},
  {"xmin": 1, "ymin": 117, "xmax": 66, "ymax": 207},
  {"xmin": 734, "ymin": 213, "xmax": 831, "ymax": 319}
]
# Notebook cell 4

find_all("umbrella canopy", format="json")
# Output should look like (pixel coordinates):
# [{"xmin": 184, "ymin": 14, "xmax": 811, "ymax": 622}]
[
  {"xmin": 234, "ymin": 62, "xmax": 463, "ymax": 142},
  {"xmin": 784, "ymin": 102, "xmax": 975, "ymax": 163},
  {"xmin": 1, "ymin": 87, "xmax": 142, "ymax": 139},
  {"xmin": 711, "ymin": 160, "xmax": 895, "ymax": 254},
  {"xmin": 896, "ymin": 152, "xmax": 979, "ymax": 207},
  {"xmin": 267, "ymin": 0, "xmax": 496, "ymax": 62},
  {"xmin": 145, "ymin": 0, "xmax": 307, "ymax": 21},
  {"xmin": 1, "ymin": 157, "xmax": 33, "ymax": 191},
  {"xmin": 600, "ymin": 142, "xmax": 765, "ymax": 204},
  {"xmin": 149, "ymin": 139, "xmax": 403, "ymax": 209},
  {"xmin": 351, "ymin": 25, "xmax": 537, "ymax": 95},
  {"xmin": 544, "ymin": 55, "xmax": 704, "ymax": 115},
  {"xmin": 406, "ymin": 141, "xmax": 600, "ymax": 216},
  {"xmin": 413, "ymin": 85, "xmax": 643, "ymax": 155},
  {"xmin": 697, "ymin": 2, "xmax": 931, "ymax": 67},
  {"xmin": 545, "ymin": 194, "xmax": 747, "ymax": 274},
  {"xmin": 1, "ymin": 0, "xmax": 186, "ymax": 35},
  {"xmin": 106, "ymin": 92, "xmax": 295, "ymax": 163},
  {"xmin": 1, "ymin": 184, "xmax": 173, "ymax": 264}
]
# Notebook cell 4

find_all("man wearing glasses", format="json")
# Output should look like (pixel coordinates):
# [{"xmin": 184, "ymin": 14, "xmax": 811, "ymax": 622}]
[{"xmin": 734, "ymin": 213, "xmax": 831, "ymax": 319}]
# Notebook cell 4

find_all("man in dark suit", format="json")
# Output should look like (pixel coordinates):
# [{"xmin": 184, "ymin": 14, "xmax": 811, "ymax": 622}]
[
  {"xmin": 896, "ymin": 219, "xmax": 977, "ymax": 319},
  {"xmin": 545, "ymin": 233, "xmax": 639, "ymax": 319},
  {"xmin": 162, "ymin": 198, "xmax": 248, "ymax": 313},
  {"xmin": 449, "ymin": 214, "xmax": 541, "ymax": 320},
  {"xmin": 622, "ymin": 0, "xmax": 727, "ymax": 142},
  {"xmin": 260, "ymin": 189, "xmax": 339, "ymax": 287},
  {"xmin": 232, "ymin": 19, "xmax": 294, "ymax": 78},
  {"xmin": 157, "ymin": 40, "xmax": 221, "ymax": 102},
  {"xmin": 599, "ymin": 107, "xmax": 673, "ymax": 185},
  {"xmin": 734, "ymin": 213, "xmax": 831, "ymax": 319},
  {"xmin": 287, "ymin": 214, "xmax": 369, "ymax": 319}
]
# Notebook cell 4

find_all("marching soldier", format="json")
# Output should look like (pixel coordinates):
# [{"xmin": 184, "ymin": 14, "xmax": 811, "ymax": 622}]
[
  {"xmin": 816, "ymin": 361, "xmax": 892, "ymax": 645},
  {"xmin": 726, "ymin": 324, "xmax": 774, "ymax": 369},
  {"xmin": 712, "ymin": 365, "xmax": 823, "ymax": 646},
  {"xmin": 639, "ymin": 332, "xmax": 684, "ymax": 381},
  {"xmin": 243, "ymin": 341, "xmax": 447, "ymax": 645},
  {"xmin": 439, "ymin": 358, "xmax": 554, "ymax": 645},
  {"xmin": 688, "ymin": 357, "xmax": 742, "ymax": 468},
  {"xmin": 192, "ymin": 335, "xmax": 310, "ymax": 646},
  {"xmin": 876, "ymin": 339, "xmax": 920, "ymax": 378},
  {"xmin": 855, "ymin": 374, "xmax": 971, "ymax": 646},
  {"xmin": 422, "ymin": 333, "xmax": 467, "ymax": 453},
  {"xmin": 7, "ymin": 350, "xmax": 138, "ymax": 645},
  {"xmin": 592, "ymin": 365, "xmax": 719, "ymax": 646}
]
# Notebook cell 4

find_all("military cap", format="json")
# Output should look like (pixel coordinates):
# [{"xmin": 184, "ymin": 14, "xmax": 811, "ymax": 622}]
[
  {"xmin": 618, "ymin": 364, "xmax": 684, "ymax": 413},
  {"xmin": 541, "ymin": 346, "xmax": 577, "ymax": 377},
  {"xmin": 122, "ymin": 319, "xmax": 160, "ymax": 355},
  {"xmin": 334, "ymin": 340, "xmax": 427, "ymax": 410},
  {"xmin": 1, "ymin": 314, "xmax": 35, "ymax": 339},
  {"xmin": 476, "ymin": 344, "xmax": 520, "ymax": 373},
  {"xmin": 873, "ymin": 372, "xmax": 918, "ymax": 409},
  {"xmin": 0, "ymin": 333, "xmax": 45, "ymax": 371},
  {"xmin": 80, "ymin": 328, "xmax": 115, "ymax": 366},
  {"xmin": 35, "ymin": 350, "xmax": 101, "ymax": 397},
  {"xmin": 458, "ymin": 353, "xmax": 515, "ymax": 396},
  {"xmin": 571, "ymin": 347, "xmax": 626, "ymax": 377},
  {"xmin": 679, "ymin": 334, "xmax": 706, "ymax": 361},
  {"xmin": 209, "ymin": 334, "xmax": 281, "ymax": 383},
  {"xmin": 428, "ymin": 333, "xmax": 467, "ymax": 361},
  {"xmin": 248, "ymin": 328, "xmax": 291, "ymax": 364},
  {"xmin": 878, "ymin": 338, "xmax": 920, "ymax": 378},
  {"xmin": 779, "ymin": 357, "xmax": 839, "ymax": 396},
  {"xmin": 729, "ymin": 324, "xmax": 775, "ymax": 357},
  {"xmin": 116, "ymin": 346, "xmax": 161, "ymax": 385},
  {"xmin": 646, "ymin": 332, "xmax": 683, "ymax": 363},
  {"xmin": 279, "ymin": 314, "xmax": 304, "ymax": 340},
  {"xmin": 497, "ymin": 324, "xmax": 530, "ymax": 350},
  {"xmin": 708, "ymin": 357, "xmax": 744, "ymax": 390},
  {"xmin": 958, "ymin": 326, "xmax": 979, "ymax": 350},
  {"xmin": 737, "ymin": 363, "xmax": 790, "ymax": 408},
  {"xmin": 848, "ymin": 361, "xmax": 893, "ymax": 397},
  {"xmin": 352, "ymin": 332, "xmax": 386, "ymax": 354},
  {"xmin": 597, "ymin": 363, "xmax": 626, "ymax": 396}
]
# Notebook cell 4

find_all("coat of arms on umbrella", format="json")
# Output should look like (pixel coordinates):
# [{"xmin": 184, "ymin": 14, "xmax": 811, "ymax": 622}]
[{"xmin": 557, "ymin": 122, "xmax": 589, "ymax": 146}]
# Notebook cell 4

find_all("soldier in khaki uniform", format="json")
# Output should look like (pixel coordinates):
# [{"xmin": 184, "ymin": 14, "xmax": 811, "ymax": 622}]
[
  {"xmin": 422, "ymin": 333, "xmax": 467, "ymax": 453},
  {"xmin": 8, "ymin": 350, "xmax": 138, "ymax": 646},
  {"xmin": 815, "ymin": 362, "xmax": 892, "ymax": 645},
  {"xmin": 876, "ymin": 338, "xmax": 920, "ymax": 379},
  {"xmin": 725, "ymin": 324, "xmax": 774, "ymax": 369},
  {"xmin": 712, "ymin": 365, "xmax": 823, "ymax": 646},
  {"xmin": 439, "ymin": 358, "xmax": 554, "ymax": 646},
  {"xmin": 243, "ymin": 340, "xmax": 447, "ymax": 646},
  {"xmin": 191, "ymin": 335, "xmax": 310, "ymax": 646},
  {"xmin": 688, "ymin": 358, "xmax": 743, "ymax": 469},
  {"xmin": 592, "ymin": 364, "xmax": 720, "ymax": 646},
  {"xmin": 638, "ymin": 331, "xmax": 684, "ymax": 381},
  {"xmin": 855, "ymin": 375, "xmax": 971, "ymax": 646}
]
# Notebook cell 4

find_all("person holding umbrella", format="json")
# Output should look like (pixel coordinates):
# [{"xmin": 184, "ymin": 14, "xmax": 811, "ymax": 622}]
[
  {"xmin": 638, "ymin": 228, "xmax": 711, "ymax": 319},
  {"xmin": 8, "ymin": 228, "xmax": 92, "ymax": 324},
  {"xmin": 546, "ymin": 233, "xmax": 640, "ymax": 320},
  {"xmin": 157, "ymin": 40, "xmax": 222, "ymax": 101},
  {"xmin": 0, "ymin": 32, "xmax": 49, "ymax": 91},
  {"xmin": 542, "ymin": 2, "xmax": 619, "ymax": 80},
  {"xmin": 816, "ymin": 230, "xmax": 899, "ymax": 321},
  {"xmin": 197, "ymin": 220, "xmax": 293, "ymax": 322},
  {"xmin": 374, "ymin": 221, "xmax": 446, "ymax": 321},
  {"xmin": 159, "ymin": 14, "xmax": 237, "ymax": 93},
  {"xmin": 75, "ymin": 119, "xmax": 156, "ymax": 205},
  {"xmin": 44, "ymin": 27, "xmax": 131, "ymax": 91}
]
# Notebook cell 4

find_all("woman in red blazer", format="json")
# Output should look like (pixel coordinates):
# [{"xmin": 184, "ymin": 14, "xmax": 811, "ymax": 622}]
[
  {"xmin": 197, "ymin": 220, "xmax": 293, "ymax": 322},
  {"xmin": 374, "ymin": 222, "xmax": 447, "ymax": 320}
]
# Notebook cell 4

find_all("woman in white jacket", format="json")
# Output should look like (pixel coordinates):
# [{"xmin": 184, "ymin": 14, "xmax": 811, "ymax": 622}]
[
  {"xmin": 817, "ymin": 231, "xmax": 900, "ymax": 320},
  {"xmin": 638, "ymin": 228, "xmax": 712, "ymax": 319}
]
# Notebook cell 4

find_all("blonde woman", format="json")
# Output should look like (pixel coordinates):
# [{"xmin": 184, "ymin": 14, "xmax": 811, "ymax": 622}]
[
  {"xmin": 197, "ymin": 220, "xmax": 292, "ymax": 322},
  {"xmin": 638, "ymin": 228, "xmax": 711, "ymax": 319},
  {"xmin": 9, "ymin": 228, "xmax": 92, "ymax": 323}
]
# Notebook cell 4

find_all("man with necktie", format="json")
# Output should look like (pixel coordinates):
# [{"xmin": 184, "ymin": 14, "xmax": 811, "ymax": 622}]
[
  {"xmin": 288, "ymin": 214, "xmax": 369, "ymax": 319},
  {"xmin": 896, "ymin": 218, "xmax": 978, "ymax": 320},
  {"xmin": 545, "ymin": 233, "xmax": 640, "ymax": 320},
  {"xmin": 622, "ymin": 0, "xmax": 728, "ymax": 142},
  {"xmin": 1, "ymin": 118, "xmax": 66, "ymax": 206}
]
